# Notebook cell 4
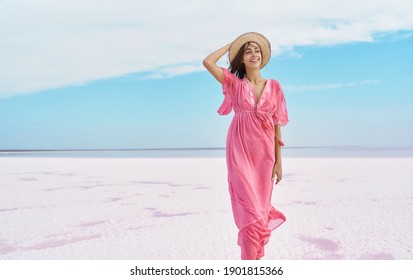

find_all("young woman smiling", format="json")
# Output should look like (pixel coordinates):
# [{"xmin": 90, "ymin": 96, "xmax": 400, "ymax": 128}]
[{"xmin": 203, "ymin": 32, "xmax": 289, "ymax": 260}]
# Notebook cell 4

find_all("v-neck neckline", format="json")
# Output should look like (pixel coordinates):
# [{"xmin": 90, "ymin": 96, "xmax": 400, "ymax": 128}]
[{"xmin": 245, "ymin": 78, "xmax": 269, "ymax": 106}]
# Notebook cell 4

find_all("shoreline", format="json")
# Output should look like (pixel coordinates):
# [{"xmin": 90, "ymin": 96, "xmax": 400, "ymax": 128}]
[{"xmin": 1, "ymin": 146, "xmax": 413, "ymax": 158}]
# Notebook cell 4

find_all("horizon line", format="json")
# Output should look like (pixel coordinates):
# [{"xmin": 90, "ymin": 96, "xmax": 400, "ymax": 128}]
[{"xmin": 1, "ymin": 146, "xmax": 413, "ymax": 153}]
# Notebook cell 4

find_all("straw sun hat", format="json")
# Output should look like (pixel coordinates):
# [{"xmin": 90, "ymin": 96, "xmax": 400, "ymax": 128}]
[{"xmin": 229, "ymin": 32, "xmax": 271, "ymax": 69}]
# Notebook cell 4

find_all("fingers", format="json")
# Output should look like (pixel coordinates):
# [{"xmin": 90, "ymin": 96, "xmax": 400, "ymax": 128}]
[
  {"xmin": 272, "ymin": 165, "xmax": 283, "ymax": 184},
  {"xmin": 275, "ymin": 172, "xmax": 282, "ymax": 185},
  {"xmin": 276, "ymin": 175, "xmax": 282, "ymax": 184}
]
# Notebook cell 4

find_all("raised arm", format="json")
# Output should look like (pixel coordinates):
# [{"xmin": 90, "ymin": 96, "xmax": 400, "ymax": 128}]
[{"xmin": 203, "ymin": 43, "xmax": 231, "ymax": 84}]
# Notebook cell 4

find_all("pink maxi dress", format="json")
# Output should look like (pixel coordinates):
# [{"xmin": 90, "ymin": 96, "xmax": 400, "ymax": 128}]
[{"xmin": 218, "ymin": 68, "xmax": 289, "ymax": 260}]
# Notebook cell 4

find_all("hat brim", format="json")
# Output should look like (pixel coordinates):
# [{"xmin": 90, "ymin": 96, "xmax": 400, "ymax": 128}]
[{"xmin": 229, "ymin": 32, "xmax": 271, "ymax": 69}]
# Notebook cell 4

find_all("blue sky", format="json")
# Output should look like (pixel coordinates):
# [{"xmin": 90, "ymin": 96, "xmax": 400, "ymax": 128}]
[{"xmin": 1, "ymin": 0, "xmax": 412, "ymax": 150}]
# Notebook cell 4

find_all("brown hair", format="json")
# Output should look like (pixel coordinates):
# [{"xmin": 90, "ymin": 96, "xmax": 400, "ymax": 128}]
[{"xmin": 229, "ymin": 41, "xmax": 258, "ymax": 79}]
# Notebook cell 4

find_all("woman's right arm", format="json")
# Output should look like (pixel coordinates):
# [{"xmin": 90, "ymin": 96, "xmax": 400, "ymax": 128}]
[{"xmin": 202, "ymin": 43, "xmax": 231, "ymax": 84}]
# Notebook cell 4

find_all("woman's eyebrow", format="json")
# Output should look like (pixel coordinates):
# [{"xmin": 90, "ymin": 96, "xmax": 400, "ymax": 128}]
[{"xmin": 245, "ymin": 46, "xmax": 260, "ymax": 51}]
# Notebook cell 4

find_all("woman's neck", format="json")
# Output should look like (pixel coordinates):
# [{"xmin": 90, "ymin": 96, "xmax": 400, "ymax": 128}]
[{"xmin": 245, "ymin": 69, "xmax": 263, "ymax": 84}]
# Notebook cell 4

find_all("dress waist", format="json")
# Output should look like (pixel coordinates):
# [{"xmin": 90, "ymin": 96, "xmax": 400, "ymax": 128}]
[{"xmin": 234, "ymin": 111, "xmax": 284, "ymax": 147}]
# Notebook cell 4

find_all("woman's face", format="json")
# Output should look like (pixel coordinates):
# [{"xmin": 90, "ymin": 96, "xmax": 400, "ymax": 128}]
[{"xmin": 242, "ymin": 42, "xmax": 262, "ymax": 70}]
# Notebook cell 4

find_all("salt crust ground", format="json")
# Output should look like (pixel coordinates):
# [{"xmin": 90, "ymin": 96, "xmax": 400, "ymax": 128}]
[{"xmin": 0, "ymin": 157, "xmax": 412, "ymax": 260}]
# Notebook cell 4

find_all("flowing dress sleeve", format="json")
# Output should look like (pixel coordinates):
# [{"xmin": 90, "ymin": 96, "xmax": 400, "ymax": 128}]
[
  {"xmin": 217, "ymin": 68, "xmax": 238, "ymax": 115},
  {"xmin": 272, "ymin": 81, "xmax": 289, "ymax": 126}
]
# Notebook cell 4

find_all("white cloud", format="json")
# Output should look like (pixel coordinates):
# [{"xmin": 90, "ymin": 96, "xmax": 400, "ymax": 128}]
[
  {"xmin": 0, "ymin": 0, "xmax": 412, "ymax": 98},
  {"xmin": 141, "ymin": 64, "xmax": 206, "ymax": 80}
]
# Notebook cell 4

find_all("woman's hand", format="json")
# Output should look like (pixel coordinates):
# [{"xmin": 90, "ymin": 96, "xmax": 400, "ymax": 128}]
[{"xmin": 272, "ymin": 162, "xmax": 282, "ymax": 184}]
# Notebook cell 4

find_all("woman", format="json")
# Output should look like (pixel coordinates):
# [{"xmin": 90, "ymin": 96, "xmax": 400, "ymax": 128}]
[{"xmin": 203, "ymin": 32, "xmax": 289, "ymax": 260}]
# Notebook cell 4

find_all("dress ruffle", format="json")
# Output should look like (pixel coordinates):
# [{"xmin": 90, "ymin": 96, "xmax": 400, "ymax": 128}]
[{"xmin": 237, "ymin": 208, "xmax": 286, "ymax": 260}]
